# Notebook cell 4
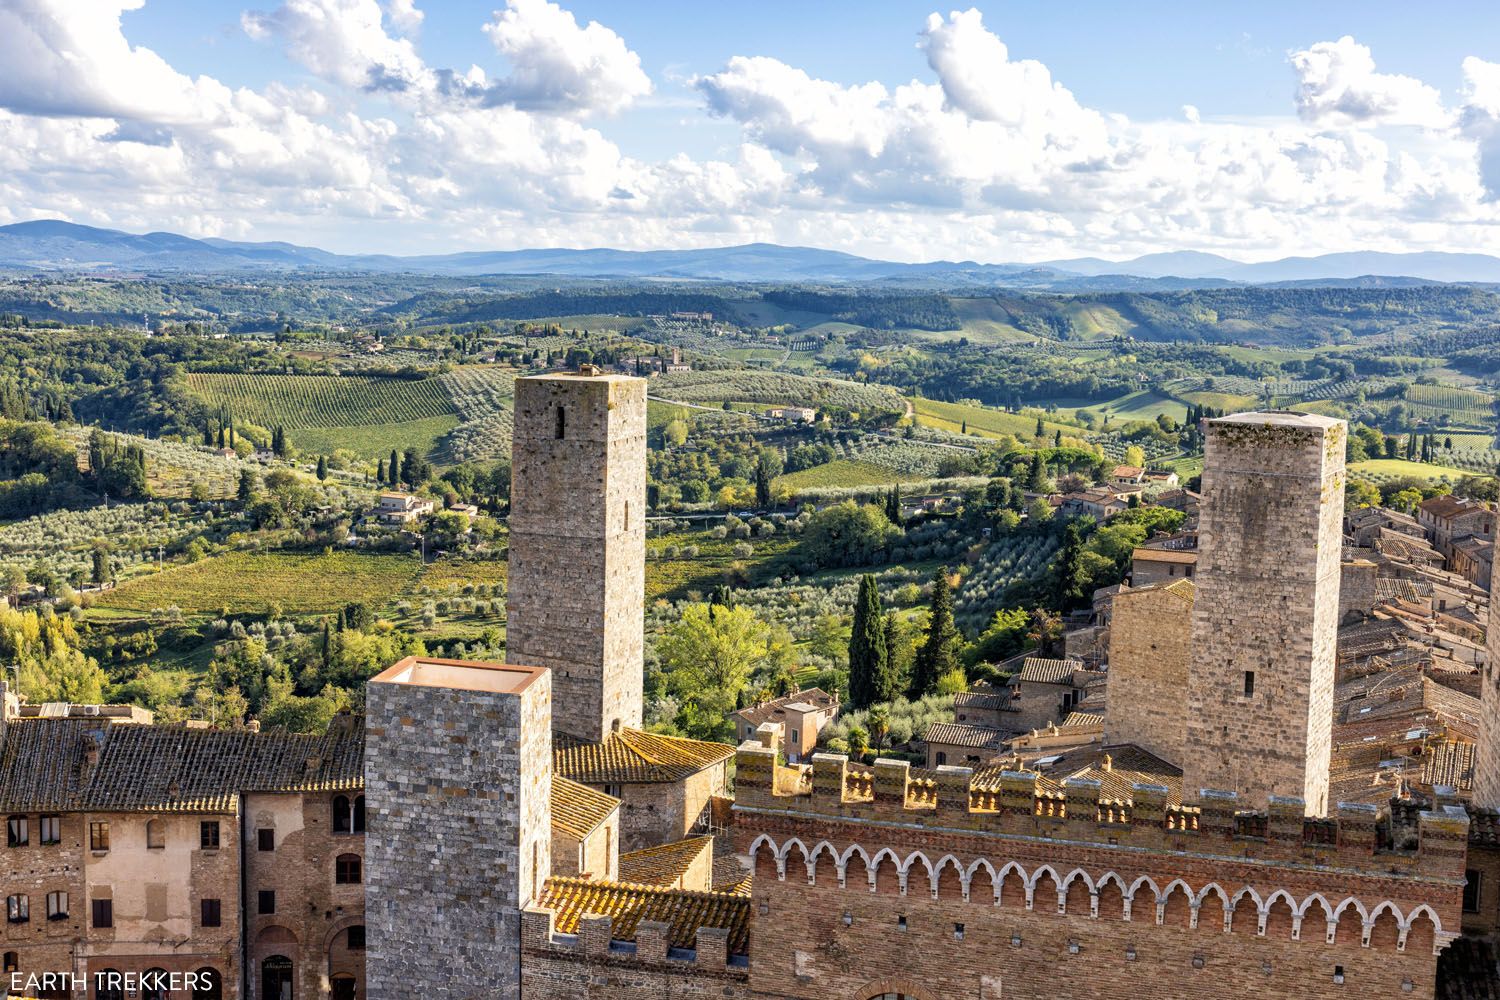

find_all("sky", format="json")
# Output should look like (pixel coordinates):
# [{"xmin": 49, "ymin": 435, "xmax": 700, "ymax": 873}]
[{"xmin": 1, "ymin": 1, "xmax": 1499, "ymax": 262}]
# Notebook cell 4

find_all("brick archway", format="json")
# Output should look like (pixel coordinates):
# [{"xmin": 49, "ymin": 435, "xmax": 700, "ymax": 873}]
[{"xmin": 855, "ymin": 979, "xmax": 938, "ymax": 1000}]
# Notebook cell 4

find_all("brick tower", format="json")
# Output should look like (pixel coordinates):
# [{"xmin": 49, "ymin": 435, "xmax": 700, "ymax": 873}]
[
  {"xmin": 1475, "ymin": 549, "xmax": 1500, "ymax": 806},
  {"xmin": 1183, "ymin": 412, "xmax": 1346, "ymax": 815},
  {"xmin": 507, "ymin": 369, "xmax": 646, "ymax": 742},
  {"xmin": 364, "ymin": 656, "xmax": 552, "ymax": 1000}
]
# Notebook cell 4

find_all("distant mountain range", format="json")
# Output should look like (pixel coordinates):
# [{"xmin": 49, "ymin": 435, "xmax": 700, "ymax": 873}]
[{"xmin": 3, "ymin": 219, "xmax": 1500, "ymax": 287}]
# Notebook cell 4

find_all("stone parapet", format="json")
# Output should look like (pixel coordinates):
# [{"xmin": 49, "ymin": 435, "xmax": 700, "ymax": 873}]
[{"xmin": 735, "ymin": 744, "xmax": 1469, "ymax": 878}]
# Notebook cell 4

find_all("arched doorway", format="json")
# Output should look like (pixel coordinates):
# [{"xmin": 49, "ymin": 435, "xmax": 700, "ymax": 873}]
[
  {"xmin": 261, "ymin": 956, "xmax": 293, "ymax": 1000},
  {"xmin": 330, "ymin": 976, "xmax": 356, "ymax": 1000},
  {"xmin": 858, "ymin": 982, "xmax": 936, "ymax": 1000},
  {"xmin": 95, "ymin": 969, "xmax": 124, "ymax": 1000},
  {"xmin": 141, "ymin": 968, "xmax": 170, "ymax": 1000},
  {"xmin": 194, "ymin": 968, "xmax": 222, "ymax": 1000}
]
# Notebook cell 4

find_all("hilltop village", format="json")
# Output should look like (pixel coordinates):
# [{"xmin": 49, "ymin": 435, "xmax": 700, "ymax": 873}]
[{"xmin": 3, "ymin": 369, "xmax": 1500, "ymax": 1000}]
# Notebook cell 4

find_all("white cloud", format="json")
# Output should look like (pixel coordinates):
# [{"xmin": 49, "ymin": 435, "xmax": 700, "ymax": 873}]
[
  {"xmin": 1460, "ymin": 57, "xmax": 1500, "ymax": 198},
  {"xmin": 0, "ymin": 0, "xmax": 228, "ymax": 123},
  {"xmin": 384, "ymin": 0, "xmax": 422, "ymax": 35},
  {"xmin": 0, "ymin": 3, "xmax": 1498, "ymax": 260},
  {"xmin": 481, "ymin": 0, "xmax": 651, "ymax": 116},
  {"xmin": 1290, "ymin": 36, "xmax": 1448, "ymax": 127},
  {"xmin": 242, "ymin": 0, "xmax": 430, "ymax": 93}
]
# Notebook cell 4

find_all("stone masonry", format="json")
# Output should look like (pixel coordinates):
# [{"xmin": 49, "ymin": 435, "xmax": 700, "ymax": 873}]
[
  {"xmin": 364, "ymin": 658, "xmax": 552, "ymax": 1000},
  {"xmin": 1475, "ymin": 543, "xmax": 1500, "ymax": 808},
  {"xmin": 507, "ymin": 371, "xmax": 646, "ymax": 742},
  {"xmin": 1183, "ymin": 412, "xmax": 1346, "ymax": 815},
  {"xmin": 1104, "ymin": 579, "xmax": 1193, "ymax": 764}
]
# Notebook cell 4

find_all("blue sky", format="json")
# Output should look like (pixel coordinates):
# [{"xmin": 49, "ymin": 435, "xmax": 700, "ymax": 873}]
[{"xmin": 1, "ymin": 1, "xmax": 1498, "ymax": 260}]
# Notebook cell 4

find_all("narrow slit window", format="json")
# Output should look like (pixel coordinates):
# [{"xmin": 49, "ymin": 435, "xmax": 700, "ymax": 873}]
[
  {"xmin": 1243, "ymin": 671, "xmax": 1255, "ymax": 697},
  {"xmin": 555, "ymin": 406, "xmax": 566, "ymax": 439}
]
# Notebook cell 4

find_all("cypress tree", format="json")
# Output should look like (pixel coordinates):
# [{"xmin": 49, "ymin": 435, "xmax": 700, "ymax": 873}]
[
  {"xmin": 376, "ymin": 458, "xmax": 386, "ymax": 482},
  {"xmin": 847, "ymin": 574, "xmax": 889, "ymax": 708},
  {"xmin": 755, "ymin": 464, "xmax": 771, "ymax": 509},
  {"xmin": 1027, "ymin": 453, "xmax": 1046, "ymax": 490},
  {"xmin": 1052, "ymin": 520, "xmax": 1087, "ymax": 610},
  {"xmin": 1035, "ymin": 416, "xmax": 1045, "ymax": 437},
  {"xmin": 316, "ymin": 455, "xmax": 328, "ymax": 481},
  {"xmin": 911, "ymin": 568, "xmax": 959, "ymax": 697},
  {"xmin": 389, "ymin": 449, "xmax": 400, "ymax": 485},
  {"xmin": 885, "ymin": 484, "xmax": 901, "ymax": 526}
]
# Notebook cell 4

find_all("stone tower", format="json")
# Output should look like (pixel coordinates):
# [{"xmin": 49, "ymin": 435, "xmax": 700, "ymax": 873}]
[
  {"xmin": 365, "ymin": 656, "xmax": 552, "ymax": 1000},
  {"xmin": 1182, "ymin": 412, "xmax": 1346, "ymax": 815},
  {"xmin": 1104, "ymin": 579, "xmax": 1194, "ymax": 766},
  {"xmin": 507, "ymin": 369, "xmax": 646, "ymax": 742},
  {"xmin": 1475, "ymin": 548, "xmax": 1500, "ymax": 807}
]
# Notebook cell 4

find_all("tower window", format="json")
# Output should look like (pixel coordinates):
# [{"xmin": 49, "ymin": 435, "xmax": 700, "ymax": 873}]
[
  {"xmin": 1243, "ymin": 671, "xmax": 1255, "ymax": 697},
  {"xmin": 555, "ymin": 406, "xmax": 566, "ymax": 439},
  {"xmin": 1464, "ymin": 869, "xmax": 1482, "ymax": 913}
]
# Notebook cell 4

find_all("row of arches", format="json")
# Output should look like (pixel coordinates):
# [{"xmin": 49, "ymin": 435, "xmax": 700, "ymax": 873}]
[{"xmin": 748, "ymin": 834, "xmax": 1446, "ymax": 954}]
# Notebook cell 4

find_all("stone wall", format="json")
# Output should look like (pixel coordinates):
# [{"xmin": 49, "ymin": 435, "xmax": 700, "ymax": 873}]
[
  {"xmin": 1475, "ymin": 549, "xmax": 1500, "ymax": 808},
  {"xmin": 1, "ymin": 813, "xmax": 88, "ymax": 992},
  {"xmin": 1105, "ymin": 581, "xmax": 1193, "ymax": 764},
  {"xmin": 613, "ymin": 763, "xmax": 729, "ymax": 854},
  {"xmin": 365, "ymin": 663, "xmax": 552, "ymax": 1000},
  {"xmin": 507, "ymin": 372, "xmax": 646, "ymax": 742},
  {"xmin": 1340, "ymin": 559, "xmax": 1379, "ymax": 621},
  {"xmin": 1183, "ymin": 413, "xmax": 1346, "ymax": 815}
]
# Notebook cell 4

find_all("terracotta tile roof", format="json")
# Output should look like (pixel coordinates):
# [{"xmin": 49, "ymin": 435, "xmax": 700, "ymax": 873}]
[
  {"xmin": 1016, "ymin": 657, "xmax": 1083, "ymax": 685},
  {"xmin": 537, "ymin": 877, "xmax": 750, "ymax": 955},
  {"xmin": 1437, "ymin": 935, "xmax": 1500, "ymax": 999},
  {"xmin": 711, "ymin": 855, "xmax": 752, "ymax": 896},
  {"xmin": 732, "ymin": 688, "xmax": 837, "ymax": 729},
  {"xmin": 617, "ymin": 835, "xmax": 713, "ymax": 888},
  {"xmin": 1421, "ymin": 740, "xmax": 1475, "ymax": 792},
  {"xmin": 980, "ymin": 743, "xmax": 1183, "ymax": 805},
  {"xmin": 551, "ymin": 777, "xmax": 619, "ymax": 839},
  {"xmin": 1062, "ymin": 711, "xmax": 1104, "ymax": 729},
  {"xmin": 554, "ymin": 728, "xmax": 734, "ymax": 785},
  {"xmin": 0, "ymin": 717, "xmax": 364, "ymax": 813},
  {"xmin": 1132, "ymin": 547, "xmax": 1197, "ymax": 564},
  {"xmin": 923, "ymin": 722, "xmax": 1010, "ymax": 751},
  {"xmin": 1418, "ymin": 495, "xmax": 1489, "ymax": 521},
  {"xmin": 952, "ymin": 691, "xmax": 1015, "ymax": 713},
  {"xmin": 1111, "ymin": 465, "xmax": 1144, "ymax": 478}
]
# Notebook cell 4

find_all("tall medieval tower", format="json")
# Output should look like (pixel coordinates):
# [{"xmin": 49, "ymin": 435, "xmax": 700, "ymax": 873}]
[
  {"xmin": 1183, "ymin": 412, "xmax": 1346, "ymax": 815},
  {"xmin": 507, "ymin": 369, "xmax": 647, "ymax": 742},
  {"xmin": 1475, "ymin": 543, "xmax": 1500, "ymax": 807},
  {"xmin": 365, "ymin": 657, "xmax": 553, "ymax": 1000}
]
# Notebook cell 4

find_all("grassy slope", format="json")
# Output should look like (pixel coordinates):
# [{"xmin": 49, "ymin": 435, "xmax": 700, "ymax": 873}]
[
  {"xmin": 1349, "ymin": 459, "xmax": 1460, "ymax": 482},
  {"xmin": 913, "ymin": 398, "xmax": 1078, "ymax": 439},
  {"xmin": 91, "ymin": 550, "xmax": 424, "ymax": 617},
  {"xmin": 775, "ymin": 459, "xmax": 928, "ymax": 491},
  {"xmin": 289, "ymin": 414, "xmax": 459, "ymax": 461}
]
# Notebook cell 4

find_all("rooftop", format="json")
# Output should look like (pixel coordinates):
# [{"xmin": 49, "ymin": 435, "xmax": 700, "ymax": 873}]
[
  {"xmin": 732, "ymin": 687, "xmax": 838, "ymax": 728},
  {"xmin": 953, "ymin": 690, "xmax": 1015, "ymax": 713},
  {"xmin": 1016, "ymin": 657, "xmax": 1085, "ymax": 685},
  {"xmin": 555, "ymin": 728, "xmax": 736, "ymax": 785},
  {"xmin": 617, "ymin": 835, "xmax": 714, "ymax": 888},
  {"xmin": 0, "ymin": 715, "xmax": 364, "ymax": 813},
  {"xmin": 536, "ymin": 877, "xmax": 750, "ymax": 955},
  {"xmin": 370, "ymin": 656, "xmax": 547, "ymax": 695},
  {"xmin": 1211, "ymin": 410, "xmax": 1344, "ymax": 429},
  {"xmin": 552, "ymin": 777, "xmax": 620, "ymax": 839},
  {"xmin": 924, "ymin": 722, "xmax": 1011, "ymax": 751},
  {"xmin": 1132, "ymin": 547, "xmax": 1197, "ymax": 564}
]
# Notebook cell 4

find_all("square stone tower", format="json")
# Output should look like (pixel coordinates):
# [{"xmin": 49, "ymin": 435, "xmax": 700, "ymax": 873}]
[
  {"xmin": 507, "ymin": 369, "xmax": 646, "ymax": 742},
  {"xmin": 1182, "ymin": 412, "xmax": 1346, "ymax": 816},
  {"xmin": 1104, "ymin": 579, "xmax": 1194, "ymax": 765},
  {"xmin": 364, "ymin": 657, "xmax": 552, "ymax": 1000},
  {"xmin": 1475, "ymin": 547, "xmax": 1500, "ymax": 807}
]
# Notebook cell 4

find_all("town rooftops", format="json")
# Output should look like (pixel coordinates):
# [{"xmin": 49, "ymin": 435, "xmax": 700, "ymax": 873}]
[
  {"xmin": 369, "ymin": 656, "xmax": 548, "ymax": 695},
  {"xmin": 1016, "ymin": 656, "xmax": 1085, "ymax": 685},
  {"xmin": 554, "ymin": 727, "xmax": 736, "ymax": 785},
  {"xmin": 0, "ymin": 714, "xmax": 364, "ymax": 814},
  {"xmin": 923, "ymin": 722, "xmax": 1010, "ymax": 751},
  {"xmin": 1132, "ymin": 547, "xmax": 1197, "ymax": 564},
  {"xmin": 535, "ymin": 877, "xmax": 750, "ymax": 955},
  {"xmin": 1110, "ymin": 465, "xmax": 1144, "ymax": 479},
  {"xmin": 617, "ymin": 835, "xmax": 714, "ymax": 888},
  {"xmin": 732, "ymin": 687, "xmax": 837, "ymax": 729},
  {"xmin": 979, "ymin": 742, "xmax": 1183, "ymax": 805},
  {"xmin": 551, "ymin": 777, "xmax": 620, "ymax": 839}
]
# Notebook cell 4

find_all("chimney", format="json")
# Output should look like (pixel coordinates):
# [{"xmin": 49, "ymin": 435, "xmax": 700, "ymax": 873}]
[{"xmin": 246, "ymin": 719, "xmax": 261, "ymax": 733}]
